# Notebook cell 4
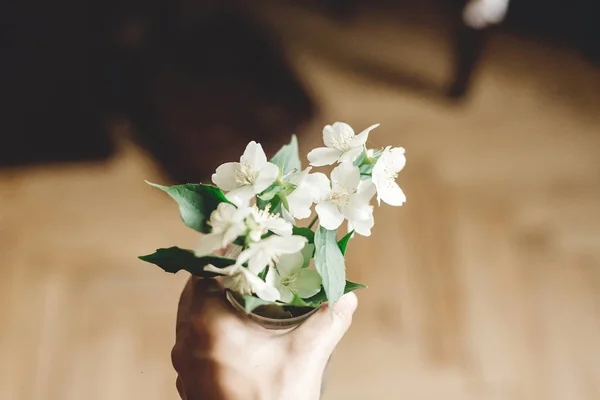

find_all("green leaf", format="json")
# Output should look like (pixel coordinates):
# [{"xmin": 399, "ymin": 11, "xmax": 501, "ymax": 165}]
[
  {"xmin": 258, "ymin": 266, "xmax": 268, "ymax": 280},
  {"xmin": 257, "ymin": 184, "xmax": 283, "ymax": 201},
  {"xmin": 256, "ymin": 196, "xmax": 269, "ymax": 210},
  {"xmin": 302, "ymin": 289, "xmax": 326, "ymax": 307},
  {"xmin": 359, "ymin": 164, "xmax": 374, "ymax": 177},
  {"xmin": 257, "ymin": 192, "xmax": 283, "ymax": 214},
  {"xmin": 314, "ymin": 226, "xmax": 346, "ymax": 306},
  {"xmin": 293, "ymin": 227, "xmax": 315, "ymax": 243},
  {"xmin": 146, "ymin": 182, "xmax": 230, "ymax": 233},
  {"xmin": 344, "ymin": 280, "xmax": 367, "ymax": 292},
  {"xmin": 337, "ymin": 230, "xmax": 354, "ymax": 255},
  {"xmin": 271, "ymin": 135, "xmax": 301, "ymax": 174},
  {"xmin": 138, "ymin": 247, "xmax": 235, "ymax": 277},
  {"xmin": 301, "ymin": 243, "xmax": 315, "ymax": 268},
  {"xmin": 353, "ymin": 149, "xmax": 367, "ymax": 166},
  {"xmin": 301, "ymin": 280, "xmax": 367, "ymax": 307},
  {"xmin": 243, "ymin": 296, "xmax": 274, "ymax": 313},
  {"xmin": 279, "ymin": 181, "xmax": 297, "ymax": 197},
  {"xmin": 286, "ymin": 294, "xmax": 312, "ymax": 307},
  {"xmin": 278, "ymin": 194, "xmax": 289, "ymax": 213}
]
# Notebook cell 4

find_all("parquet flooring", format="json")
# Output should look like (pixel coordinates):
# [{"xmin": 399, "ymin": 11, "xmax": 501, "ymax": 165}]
[{"xmin": 1, "ymin": 3, "xmax": 599, "ymax": 399}]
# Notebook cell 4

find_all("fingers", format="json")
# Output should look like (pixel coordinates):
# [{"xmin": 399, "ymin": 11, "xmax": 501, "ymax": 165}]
[
  {"xmin": 186, "ymin": 277, "xmax": 258, "ymax": 334},
  {"xmin": 177, "ymin": 277, "xmax": 223, "ymax": 321},
  {"xmin": 291, "ymin": 292, "xmax": 358, "ymax": 356}
]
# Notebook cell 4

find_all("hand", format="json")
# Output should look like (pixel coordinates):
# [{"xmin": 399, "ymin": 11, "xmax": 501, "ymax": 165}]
[{"xmin": 171, "ymin": 277, "xmax": 358, "ymax": 400}]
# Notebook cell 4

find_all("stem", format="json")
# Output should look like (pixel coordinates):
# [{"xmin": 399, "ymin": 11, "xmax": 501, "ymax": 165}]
[{"xmin": 307, "ymin": 215, "xmax": 318, "ymax": 230}]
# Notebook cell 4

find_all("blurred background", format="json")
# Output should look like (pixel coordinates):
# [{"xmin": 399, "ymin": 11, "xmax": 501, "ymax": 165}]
[{"xmin": 1, "ymin": 0, "xmax": 599, "ymax": 399}]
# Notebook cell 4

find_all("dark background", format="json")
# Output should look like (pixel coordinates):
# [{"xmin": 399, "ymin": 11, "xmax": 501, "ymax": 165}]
[{"xmin": 2, "ymin": 0, "xmax": 598, "ymax": 180}]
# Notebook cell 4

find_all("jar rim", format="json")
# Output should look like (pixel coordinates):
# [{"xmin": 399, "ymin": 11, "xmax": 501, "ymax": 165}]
[{"xmin": 225, "ymin": 290, "xmax": 319, "ymax": 330}]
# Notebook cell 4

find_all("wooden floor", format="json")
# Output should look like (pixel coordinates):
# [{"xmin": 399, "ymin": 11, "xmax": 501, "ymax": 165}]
[{"xmin": 2, "ymin": 4, "xmax": 600, "ymax": 400}]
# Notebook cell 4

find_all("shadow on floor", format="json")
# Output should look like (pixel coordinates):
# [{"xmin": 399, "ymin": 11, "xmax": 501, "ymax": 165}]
[{"xmin": 1, "ymin": 4, "xmax": 315, "ymax": 183}]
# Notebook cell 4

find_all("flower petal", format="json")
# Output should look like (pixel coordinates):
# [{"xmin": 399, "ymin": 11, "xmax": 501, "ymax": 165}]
[
  {"xmin": 264, "ymin": 217, "xmax": 293, "ymax": 236},
  {"xmin": 254, "ymin": 162, "xmax": 279, "ymax": 193},
  {"xmin": 241, "ymin": 268, "xmax": 280, "ymax": 302},
  {"xmin": 379, "ymin": 181, "xmax": 407, "ymax": 206},
  {"xmin": 350, "ymin": 123, "xmax": 379, "ymax": 147},
  {"xmin": 204, "ymin": 263, "xmax": 237, "ymax": 276},
  {"xmin": 345, "ymin": 179, "xmax": 376, "ymax": 218},
  {"xmin": 347, "ymin": 220, "xmax": 355, "ymax": 236},
  {"xmin": 281, "ymin": 205, "xmax": 295, "ymax": 224},
  {"xmin": 265, "ymin": 235, "xmax": 308, "ymax": 254},
  {"xmin": 307, "ymin": 147, "xmax": 342, "ymax": 167},
  {"xmin": 378, "ymin": 146, "xmax": 406, "ymax": 173},
  {"xmin": 350, "ymin": 212, "xmax": 374, "ymax": 237},
  {"xmin": 286, "ymin": 190, "xmax": 313, "ymax": 219},
  {"xmin": 348, "ymin": 195, "xmax": 375, "ymax": 236},
  {"xmin": 387, "ymin": 147, "xmax": 406, "ymax": 172},
  {"xmin": 287, "ymin": 172, "xmax": 331, "ymax": 219},
  {"xmin": 225, "ymin": 185, "xmax": 255, "ymax": 207},
  {"xmin": 277, "ymin": 284, "xmax": 294, "ymax": 303},
  {"xmin": 276, "ymin": 252, "xmax": 304, "ymax": 278},
  {"xmin": 235, "ymin": 247, "xmax": 253, "ymax": 268},
  {"xmin": 339, "ymin": 146, "xmax": 364, "ymax": 164},
  {"xmin": 305, "ymin": 172, "xmax": 331, "ymax": 202},
  {"xmin": 247, "ymin": 248, "xmax": 271, "ymax": 275},
  {"xmin": 343, "ymin": 201, "xmax": 372, "ymax": 222},
  {"xmin": 322, "ymin": 124, "xmax": 338, "ymax": 148},
  {"xmin": 300, "ymin": 243, "xmax": 315, "ymax": 268},
  {"xmin": 237, "ymin": 245, "xmax": 269, "ymax": 275},
  {"xmin": 287, "ymin": 167, "xmax": 311, "ymax": 186},
  {"xmin": 331, "ymin": 162, "xmax": 360, "ymax": 191},
  {"xmin": 195, "ymin": 233, "xmax": 225, "ymax": 256},
  {"xmin": 356, "ymin": 179, "xmax": 377, "ymax": 203},
  {"xmin": 209, "ymin": 202, "xmax": 238, "ymax": 233},
  {"xmin": 212, "ymin": 162, "xmax": 241, "ymax": 191},
  {"xmin": 330, "ymin": 122, "xmax": 355, "ymax": 144},
  {"xmin": 265, "ymin": 267, "xmax": 282, "ymax": 289},
  {"xmin": 324, "ymin": 123, "xmax": 353, "ymax": 149},
  {"xmin": 222, "ymin": 221, "xmax": 245, "ymax": 246},
  {"xmin": 296, "ymin": 269, "xmax": 323, "ymax": 298},
  {"xmin": 240, "ymin": 141, "xmax": 267, "ymax": 170},
  {"xmin": 315, "ymin": 200, "xmax": 344, "ymax": 230},
  {"xmin": 240, "ymin": 235, "xmax": 308, "ymax": 275}
]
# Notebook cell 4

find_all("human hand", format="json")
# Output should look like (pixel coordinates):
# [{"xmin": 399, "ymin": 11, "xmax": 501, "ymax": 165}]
[{"xmin": 171, "ymin": 276, "xmax": 358, "ymax": 400}]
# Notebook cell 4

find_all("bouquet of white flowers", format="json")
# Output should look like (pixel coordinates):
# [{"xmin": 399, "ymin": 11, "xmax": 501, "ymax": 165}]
[{"xmin": 139, "ymin": 122, "xmax": 406, "ymax": 326}]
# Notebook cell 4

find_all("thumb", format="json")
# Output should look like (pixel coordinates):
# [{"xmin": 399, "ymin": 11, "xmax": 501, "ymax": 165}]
[{"xmin": 291, "ymin": 292, "xmax": 358, "ymax": 355}]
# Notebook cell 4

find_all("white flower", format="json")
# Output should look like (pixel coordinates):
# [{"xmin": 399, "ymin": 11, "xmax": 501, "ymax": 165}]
[
  {"xmin": 307, "ymin": 122, "xmax": 379, "ymax": 167},
  {"xmin": 195, "ymin": 202, "xmax": 294, "ymax": 256},
  {"xmin": 314, "ymin": 162, "xmax": 375, "ymax": 235},
  {"xmin": 372, "ymin": 146, "xmax": 406, "ymax": 206},
  {"xmin": 265, "ymin": 251, "xmax": 322, "ymax": 303},
  {"xmin": 284, "ymin": 167, "xmax": 330, "ymax": 220},
  {"xmin": 280, "ymin": 205, "xmax": 295, "ymax": 224},
  {"xmin": 212, "ymin": 141, "xmax": 280, "ymax": 206},
  {"xmin": 246, "ymin": 205, "xmax": 292, "ymax": 242},
  {"xmin": 204, "ymin": 264, "xmax": 280, "ymax": 301},
  {"xmin": 347, "ymin": 180, "xmax": 376, "ymax": 236},
  {"xmin": 194, "ymin": 202, "xmax": 247, "ymax": 256},
  {"xmin": 237, "ymin": 235, "xmax": 308, "ymax": 275}
]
